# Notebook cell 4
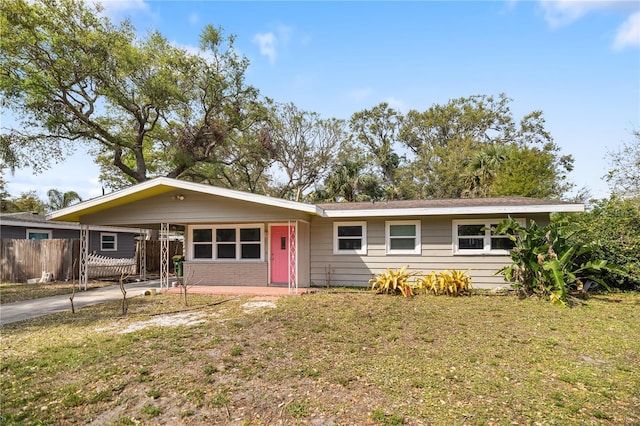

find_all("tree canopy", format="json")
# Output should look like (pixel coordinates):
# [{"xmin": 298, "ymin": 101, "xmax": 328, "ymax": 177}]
[
  {"xmin": 46, "ymin": 189, "xmax": 82, "ymax": 211},
  {"xmin": 1, "ymin": 0, "xmax": 268, "ymax": 187},
  {"xmin": 396, "ymin": 94, "xmax": 574, "ymax": 199},
  {"xmin": 2, "ymin": 1, "xmax": 577, "ymax": 203},
  {"xmin": 605, "ymin": 129, "xmax": 640, "ymax": 200}
]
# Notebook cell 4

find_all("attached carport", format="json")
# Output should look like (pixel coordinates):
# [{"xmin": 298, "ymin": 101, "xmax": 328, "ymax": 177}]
[{"xmin": 48, "ymin": 177, "xmax": 322, "ymax": 293}]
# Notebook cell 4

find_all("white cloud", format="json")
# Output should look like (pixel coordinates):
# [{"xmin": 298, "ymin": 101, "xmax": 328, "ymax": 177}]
[
  {"xmin": 539, "ymin": 0, "xmax": 613, "ymax": 28},
  {"xmin": 96, "ymin": 0, "xmax": 151, "ymax": 21},
  {"xmin": 276, "ymin": 24, "xmax": 293, "ymax": 46},
  {"xmin": 347, "ymin": 87, "xmax": 373, "ymax": 102},
  {"xmin": 188, "ymin": 13, "xmax": 199, "ymax": 26},
  {"xmin": 538, "ymin": 1, "xmax": 639, "ymax": 50},
  {"xmin": 384, "ymin": 97, "xmax": 408, "ymax": 113},
  {"xmin": 253, "ymin": 32, "xmax": 277, "ymax": 64},
  {"xmin": 252, "ymin": 23, "xmax": 297, "ymax": 65},
  {"xmin": 613, "ymin": 11, "xmax": 640, "ymax": 50}
]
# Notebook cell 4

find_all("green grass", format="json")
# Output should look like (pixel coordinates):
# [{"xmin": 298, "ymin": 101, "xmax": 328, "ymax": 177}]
[{"xmin": 1, "ymin": 290, "xmax": 639, "ymax": 425}]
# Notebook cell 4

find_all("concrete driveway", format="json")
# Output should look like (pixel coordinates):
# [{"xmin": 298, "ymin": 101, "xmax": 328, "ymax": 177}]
[
  {"xmin": 0, "ymin": 281, "xmax": 162, "ymax": 326},
  {"xmin": 0, "ymin": 281, "xmax": 305, "ymax": 326}
]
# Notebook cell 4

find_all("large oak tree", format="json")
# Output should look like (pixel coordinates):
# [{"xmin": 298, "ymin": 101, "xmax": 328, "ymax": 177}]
[{"xmin": 1, "ymin": 0, "xmax": 268, "ymax": 189}]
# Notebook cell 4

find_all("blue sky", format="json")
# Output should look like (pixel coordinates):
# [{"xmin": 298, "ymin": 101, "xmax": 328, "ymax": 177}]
[{"xmin": 3, "ymin": 0, "xmax": 639, "ymax": 201}]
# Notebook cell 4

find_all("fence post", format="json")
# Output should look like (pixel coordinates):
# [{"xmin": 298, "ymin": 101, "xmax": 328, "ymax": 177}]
[{"xmin": 139, "ymin": 233, "xmax": 146, "ymax": 281}]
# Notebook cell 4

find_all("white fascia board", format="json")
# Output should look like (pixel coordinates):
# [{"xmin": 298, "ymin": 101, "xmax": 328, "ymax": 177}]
[
  {"xmin": 322, "ymin": 203, "xmax": 585, "ymax": 218},
  {"xmin": 47, "ymin": 178, "xmax": 165, "ymax": 221},
  {"xmin": 48, "ymin": 177, "xmax": 322, "ymax": 221},
  {"xmin": 2, "ymin": 219, "xmax": 79, "ymax": 230},
  {"xmin": 2, "ymin": 219, "xmax": 147, "ymax": 234}
]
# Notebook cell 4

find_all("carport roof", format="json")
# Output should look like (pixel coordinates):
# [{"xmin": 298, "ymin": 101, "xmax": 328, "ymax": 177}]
[{"xmin": 47, "ymin": 177, "xmax": 322, "ymax": 223}]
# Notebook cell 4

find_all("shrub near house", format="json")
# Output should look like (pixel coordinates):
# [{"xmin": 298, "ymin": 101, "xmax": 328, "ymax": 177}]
[
  {"xmin": 563, "ymin": 197, "xmax": 640, "ymax": 291},
  {"xmin": 494, "ymin": 217, "xmax": 621, "ymax": 306}
]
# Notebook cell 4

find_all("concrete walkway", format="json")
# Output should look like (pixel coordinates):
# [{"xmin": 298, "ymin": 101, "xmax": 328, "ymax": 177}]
[
  {"xmin": 0, "ymin": 281, "xmax": 306, "ymax": 326},
  {"xmin": 163, "ymin": 285, "xmax": 307, "ymax": 297},
  {"xmin": 0, "ymin": 281, "xmax": 162, "ymax": 326}
]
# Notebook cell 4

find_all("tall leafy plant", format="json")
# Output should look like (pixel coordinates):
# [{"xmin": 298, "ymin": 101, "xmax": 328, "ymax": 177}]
[{"xmin": 495, "ymin": 218, "xmax": 616, "ymax": 306}]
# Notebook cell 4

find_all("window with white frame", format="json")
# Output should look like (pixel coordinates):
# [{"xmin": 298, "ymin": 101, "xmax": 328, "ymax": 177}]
[
  {"xmin": 193, "ymin": 228, "xmax": 213, "ymax": 259},
  {"xmin": 27, "ymin": 229, "xmax": 51, "ymax": 240},
  {"xmin": 100, "ymin": 233, "xmax": 117, "ymax": 251},
  {"xmin": 333, "ymin": 221, "xmax": 367, "ymax": 255},
  {"xmin": 191, "ymin": 225, "xmax": 263, "ymax": 261},
  {"xmin": 452, "ymin": 219, "xmax": 524, "ymax": 254},
  {"xmin": 386, "ymin": 220, "xmax": 421, "ymax": 254}
]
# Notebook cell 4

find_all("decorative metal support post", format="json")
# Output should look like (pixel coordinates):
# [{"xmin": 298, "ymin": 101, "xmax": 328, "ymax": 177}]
[
  {"xmin": 287, "ymin": 220, "xmax": 298, "ymax": 294},
  {"xmin": 160, "ymin": 223, "xmax": 169, "ymax": 289},
  {"xmin": 79, "ymin": 224, "xmax": 89, "ymax": 291},
  {"xmin": 139, "ymin": 229, "xmax": 146, "ymax": 282}
]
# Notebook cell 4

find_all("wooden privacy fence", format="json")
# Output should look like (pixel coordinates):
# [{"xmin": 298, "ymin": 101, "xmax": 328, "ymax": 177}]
[
  {"xmin": 1, "ymin": 239, "xmax": 183, "ymax": 283},
  {"xmin": 137, "ymin": 240, "xmax": 183, "ymax": 273},
  {"xmin": 0, "ymin": 239, "xmax": 79, "ymax": 283}
]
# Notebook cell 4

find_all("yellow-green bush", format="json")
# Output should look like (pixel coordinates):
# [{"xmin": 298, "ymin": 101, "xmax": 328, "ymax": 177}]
[
  {"xmin": 369, "ymin": 267, "xmax": 472, "ymax": 297},
  {"xmin": 415, "ymin": 270, "xmax": 472, "ymax": 296},
  {"xmin": 368, "ymin": 266, "xmax": 420, "ymax": 297}
]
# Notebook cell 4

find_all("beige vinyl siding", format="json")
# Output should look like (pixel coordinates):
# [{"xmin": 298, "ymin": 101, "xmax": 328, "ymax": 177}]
[
  {"xmin": 310, "ymin": 214, "xmax": 549, "ymax": 289},
  {"xmin": 297, "ymin": 221, "xmax": 311, "ymax": 287},
  {"xmin": 82, "ymin": 189, "xmax": 312, "ymax": 227}
]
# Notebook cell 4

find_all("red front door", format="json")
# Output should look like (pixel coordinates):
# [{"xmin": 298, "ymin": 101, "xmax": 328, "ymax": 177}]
[{"xmin": 271, "ymin": 226, "xmax": 295, "ymax": 283}]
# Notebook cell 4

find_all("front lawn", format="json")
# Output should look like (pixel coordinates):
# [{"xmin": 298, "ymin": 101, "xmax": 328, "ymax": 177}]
[{"xmin": 1, "ymin": 290, "xmax": 638, "ymax": 425}]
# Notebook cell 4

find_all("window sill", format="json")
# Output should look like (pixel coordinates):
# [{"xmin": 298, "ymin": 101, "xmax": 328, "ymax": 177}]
[
  {"xmin": 453, "ymin": 250, "xmax": 511, "ymax": 256},
  {"xmin": 385, "ymin": 251, "xmax": 421, "ymax": 256},
  {"xmin": 333, "ymin": 251, "xmax": 367, "ymax": 256}
]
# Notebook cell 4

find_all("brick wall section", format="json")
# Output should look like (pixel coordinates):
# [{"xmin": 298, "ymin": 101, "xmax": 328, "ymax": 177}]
[{"xmin": 183, "ymin": 262, "xmax": 268, "ymax": 286}]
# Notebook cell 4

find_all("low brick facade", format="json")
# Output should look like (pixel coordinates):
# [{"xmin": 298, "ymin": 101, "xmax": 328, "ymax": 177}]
[{"xmin": 183, "ymin": 261, "xmax": 268, "ymax": 286}]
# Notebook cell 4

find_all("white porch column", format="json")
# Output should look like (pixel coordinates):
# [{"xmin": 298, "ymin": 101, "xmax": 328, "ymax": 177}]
[
  {"xmin": 139, "ymin": 230, "xmax": 146, "ymax": 282},
  {"xmin": 287, "ymin": 220, "xmax": 298, "ymax": 294},
  {"xmin": 160, "ymin": 223, "xmax": 169, "ymax": 289},
  {"xmin": 79, "ymin": 224, "xmax": 89, "ymax": 291}
]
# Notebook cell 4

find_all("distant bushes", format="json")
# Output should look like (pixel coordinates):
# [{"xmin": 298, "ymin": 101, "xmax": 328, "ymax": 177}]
[{"xmin": 562, "ymin": 197, "xmax": 640, "ymax": 291}]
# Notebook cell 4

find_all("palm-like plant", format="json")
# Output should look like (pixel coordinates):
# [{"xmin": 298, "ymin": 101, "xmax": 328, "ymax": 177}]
[
  {"xmin": 324, "ymin": 159, "xmax": 381, "ymax": 202},
  {"xmin": 464, "ymin": 144, "xmax": 507, "ymax": 197},
  {"xmin": 495, "ymin": 217, "xmax": 618, "ymax": 306},
  {"xmin": 47, "ymin": 189, "xmax": 82, "ymax": 211}
]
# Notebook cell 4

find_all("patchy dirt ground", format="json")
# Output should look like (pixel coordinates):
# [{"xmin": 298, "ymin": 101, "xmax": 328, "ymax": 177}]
[{"xmin": 79, "ymin": 296, "xmax": 388, "ymax": 426}]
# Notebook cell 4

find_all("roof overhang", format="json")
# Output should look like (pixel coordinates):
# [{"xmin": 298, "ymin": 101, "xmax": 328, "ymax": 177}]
[
  {"xmin": 322, "ymin": 203, "xmax": 585, "ymax": 218},
  {"xmin": 46, "ymin": 176, "xmax": 584, "ymax": 224},
  {"xmin": 0, "ymin": 218, "xmax": 145, "ymax": 233},
  {"xmin": 47, "ymin": 177, "xmax": 322, "ymax": 223}
]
